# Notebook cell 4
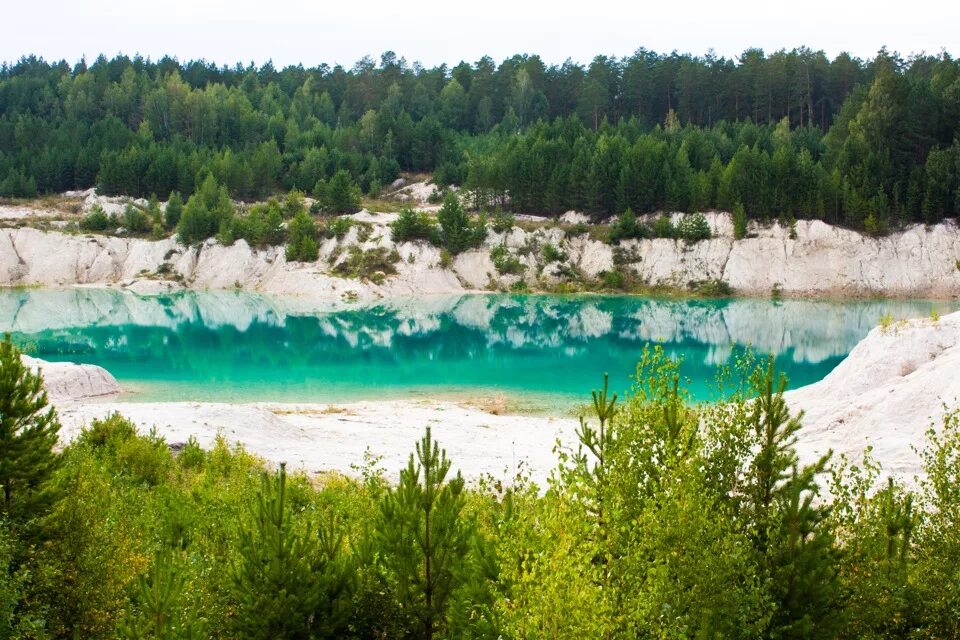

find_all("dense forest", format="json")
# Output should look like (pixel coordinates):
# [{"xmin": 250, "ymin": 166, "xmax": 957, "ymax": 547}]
[
  {"xmin": 0, "ymin": 48, "xmax": 958, "ymax": 229},
  {"xmin": 2, "ymin": 337, "xmax": 960, "ymax": 638}
]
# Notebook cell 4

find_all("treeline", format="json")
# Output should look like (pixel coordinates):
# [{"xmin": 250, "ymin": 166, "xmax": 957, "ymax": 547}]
[
  {"xmin": 3, "ymin": 338, "xmax": 960, "ymax": 638},
  {"xmin": 0, "ymin": 49, "xmax": 958, "ymax": 227}
]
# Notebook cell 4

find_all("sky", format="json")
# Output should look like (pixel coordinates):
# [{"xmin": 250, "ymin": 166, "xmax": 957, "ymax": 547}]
[{"xmin": 2, "ymin": 0, "xmax": 957, "ymax": 69}]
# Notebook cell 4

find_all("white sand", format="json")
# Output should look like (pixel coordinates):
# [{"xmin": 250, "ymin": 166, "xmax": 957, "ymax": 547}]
[{"xmin": 55, "ymin": 399, "xmax": 576, "ymax": 487}]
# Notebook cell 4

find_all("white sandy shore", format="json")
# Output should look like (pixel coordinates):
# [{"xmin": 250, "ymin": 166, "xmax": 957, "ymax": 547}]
[{"xmin": 55, "ymin": 399, "xmax": 577, "ymax": 487}]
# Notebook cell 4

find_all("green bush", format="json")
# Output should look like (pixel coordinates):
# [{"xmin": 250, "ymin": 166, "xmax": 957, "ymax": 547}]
[
  {"xmin": 333, "ymin": 246, "xmax": 400, "ymax": 281},
  {"xmin": 122, "ymin": 204, "xmax": 151, "ymax": 234},
  {"xmin": 318, "ymin": 170, "xmax": 362, "ymax": 214},
  {"xmin": 233, "ymin": 200, "xmax": 286, "ymax": 247},
  {"xmin": 609, "ymin": 208, "xmax": 650, "ymax": 243},
  {"xmin": 322, "ymin": 216, "xmax": 353, "ymax": 240},
  {"xmin": 390, "ymin": 207, "xmax": 439, "ymax": 244},
  {"xmin": 651, "ymin": 213, "xmax": 676, "ymax": 238},
  {"xmin": 599, "ymin": 269, "xmax": 627, "ymax": 290},
  {"xmin": 286, "ymin": 210, "xmax": 319, "ymax": 262},
  {"xmin": 541, "ymin": 243, "xmax": 568, "ymax": 263},
  {"xmin": 437, "ymin": 191, "xmax": 486, "ymax": 254},
  {"xmin": 80, "ymin": 205, "xmax": 111, "ymax": 231},
  {"xmin": 490, "ymin": 244, "xmax": 524, "ymax": 275},
  {"xmin": 164, "ymin": 192, "xmax": 183, "ymax": 230},
  {"xmin": 177, "ymin": 175, "xmax": 234, "ymax": 245},
  {"xmin": 677, "ymin": 212, "xmax": 711, "ymax": 242},
  {"xmin": 491, "ymin": 210, "xmax": 515, "ymax": 234}
]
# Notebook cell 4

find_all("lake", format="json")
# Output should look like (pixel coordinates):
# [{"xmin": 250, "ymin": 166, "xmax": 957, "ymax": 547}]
[{"xmin": 2, "ymin": 289, "xmax": 954, "ymax": 409}]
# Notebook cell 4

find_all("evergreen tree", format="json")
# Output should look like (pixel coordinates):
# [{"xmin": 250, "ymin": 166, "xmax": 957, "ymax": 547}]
[
  {"xmin": 285, "ymin": 210, "xmax": 319, "ymax": 262},
  {"xmin": 376, "ymin": 428, "xmax": 474, "ymax": 640},
  {"xmin": 177, "ymin": 175, "xmax": 234, "ymax": 245},
  {"xmin": 436, "ymin": 191, "xmax": 485, "ymax": 254},
  {"xmin": 323, "ymin": 170, "xmax": 362, "ymax": 214},
  {"xmin": 746, "ymin": 359, "xmax": 842, "ymax": 639},
  {"xmin": 163, "ymin": 191, "xmax": 183, "ymax": 230},
  {"xmin": 119, "ymin": 552, "xmax": 205, "ymax": 640},
  {"xmin": 0, "ymin": 336, "xmax": 60, "ymax": 525},
  {"xmin": 230, "ymin": 463, "xmax": 352, "ymax": 640}
]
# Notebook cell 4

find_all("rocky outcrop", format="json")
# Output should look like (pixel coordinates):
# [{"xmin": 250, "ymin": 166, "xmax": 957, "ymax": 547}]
[
  {"xmin": 2, "ymin": 212, "xmax": 960, "ymax": 299},
  {"xmin": 22, "ymin": 355, "xmax": 121, "ymax": 401},
  {"xmin": 787, "ymin": 311, "xmax": 960, "ymax": 479}
]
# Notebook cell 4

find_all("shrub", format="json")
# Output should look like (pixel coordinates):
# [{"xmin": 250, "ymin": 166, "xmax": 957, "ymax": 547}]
[
  {"xmin": 323, "ymin": 216, "xmax": 353, "ymax": 240},
  {"xmin": 491, "ymin": 210, "xmax": 515, "ymax": 234},
  {"xmin": 80, "ymin": 205, "xmax": 111, "ymax": 231},
  {"xmin": 286, "ymin": 210, "xmax": 319, "ymax": 262},
  {"xmin": 677, "ymin": 213, "xmax": 711, "ymax": 242},
  {"xmin": 651, "ymin": 214, "xmax": 676, "ymax": 238},
  {"xmin": 490, "ymin": 244, "xmax": 524, "ymax": 275},
  {"xmin": 282, "ymin": 190, "xmax": 306, "ymax": 219},
  {"xmin": 116, "ymin": 431, "xmax": 173, "ymax": 486},
  {"xmin": 333, "ymin": 246, "xmax": 400, "ymax": 281},
  {"xmin": 439, "ymin": 248, "xmax": 452, "ymax": 269},
  {"xmin": 233, "ymin": 200, "xmax": 285, "ymax": 247},
  {"xmin": 177, "ymin": 436, "xmax": 205, "ymax": 470},
  {"xmin": 541, "ymin": 243, "xmax": 567, "ymax": 263},
  {"xmin": 123, "ymin": 204, "xmax": 151, "ymax": 234},
  {"xmin": 863, "ymin": 212, "xmax": 888, "ymax": 236},
  {"xmin": 609, "ymin": 208, "xmax": 649, "ymax": 243},
  {"xmin": 437, "ymin": 191, "xmax": 486, "ymax": 254},
  {"xmin": 600, "ymin": 269, "xmax": 627, "ymax": 290},
  {"xmin": 426, "ymin": 188, "xmax": 445, "ymax": 204},
  {"xmin": 321, "ymin": 170, "xmax": 362, "ymax": 214},
  {"xmin": 390, "ymin": 207, "xmax": 438, "ymax": 244}
]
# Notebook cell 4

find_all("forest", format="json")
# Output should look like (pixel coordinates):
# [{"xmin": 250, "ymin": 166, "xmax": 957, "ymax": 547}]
[
  {"xmin": 1, "ymin": 47, "xmax": 959, "ymax": 229},
  {"xmin": 2, "ymin": 335, "xmax": 960, "ymax": 639}
]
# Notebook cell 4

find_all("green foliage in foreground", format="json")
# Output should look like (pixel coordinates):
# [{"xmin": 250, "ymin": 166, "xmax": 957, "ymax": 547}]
[{"xmin": 1, "ymin": 339, "xmax": 960, "ymax": 638}]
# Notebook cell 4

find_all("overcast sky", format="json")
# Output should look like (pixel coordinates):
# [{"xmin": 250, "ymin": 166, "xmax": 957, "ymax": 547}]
[{"xmin": 2, "ymin": 0, "xmax": 957, "ymax": 69}]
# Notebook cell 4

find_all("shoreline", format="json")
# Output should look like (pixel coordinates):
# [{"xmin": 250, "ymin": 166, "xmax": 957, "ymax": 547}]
[{"xmin": 38, "ymin": 309, "xmax": 960, "ymax": 487}]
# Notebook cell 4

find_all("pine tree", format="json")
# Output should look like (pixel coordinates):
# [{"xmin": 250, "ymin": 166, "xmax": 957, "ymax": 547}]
[
  {"xmin": 436, "ymin": 191, "xmax": 485, "ymax": 254},
  {"xmin": 323, "ymin": 170, "xmax": 361, "ymax": 214},
  {"xmin": 230, "ymin": 463, "xmax": 352, "ymax": 640},
  {"xmin": 285, "ymin": 210, "xmax": 319, "ymax": 262},
  {"xmin": 376, "ymin": 428, "xmax": 473, "ymax": 640},
  {"xmin": 118, "ymin": 552, "xmax": 205, "ymax": 640},
  {"xmin": 0, "ymin": 336, "xmax": 60, "ymax": 525},
  {"xmin": 163, "ymin": 191, "xmax": 182, "ymax": 230},
  {"xmin": 177, "ymin": 175, "xmax": 234, "ymax": 245},
  {"xmin": 747, "ymin": 358, "xmax": 842, "ymax": 639}
]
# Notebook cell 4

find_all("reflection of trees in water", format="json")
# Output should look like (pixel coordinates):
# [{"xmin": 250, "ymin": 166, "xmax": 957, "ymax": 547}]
[{"xmin": 3, "ymin": 290, "xmax": 955, "ymax": 375}]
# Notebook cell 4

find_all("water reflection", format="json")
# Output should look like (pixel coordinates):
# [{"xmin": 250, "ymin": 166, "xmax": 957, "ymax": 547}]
[{"xmin": 1, "ymin": 289, "xmax": 954, "ymax": 403}]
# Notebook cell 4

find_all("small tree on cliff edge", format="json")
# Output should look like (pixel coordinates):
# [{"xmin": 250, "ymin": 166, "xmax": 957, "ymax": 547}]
[{"xmin": 0, "ymin": 336, "xmax": 61, "ymax": 526}]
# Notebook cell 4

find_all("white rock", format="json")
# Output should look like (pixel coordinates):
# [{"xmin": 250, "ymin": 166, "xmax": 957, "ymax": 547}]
[
  {"xmin": 3, "ymin": 212, "xmax": 960, "ymax": 298},
  {"xmin": 21, "ymin": 355, "xmax": 121, "ymax": 402},
  {"xmin": 787, "ymin": 311, "xmax": 960, "ymax": 481},
  {"xmin": 559, "ymin": 210, "xmax": 590, "ymax": 224}
]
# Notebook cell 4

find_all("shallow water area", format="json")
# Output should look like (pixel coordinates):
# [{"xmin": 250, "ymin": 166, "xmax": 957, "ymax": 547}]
[{"xmin": 2, "ymin": 289, "xmax": 955, "ymax": 411}]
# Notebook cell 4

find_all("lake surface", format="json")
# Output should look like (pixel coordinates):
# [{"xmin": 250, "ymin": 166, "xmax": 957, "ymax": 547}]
[{"xmin": 2, "ymin": 289, "xmax": 955, "ymax": 409}]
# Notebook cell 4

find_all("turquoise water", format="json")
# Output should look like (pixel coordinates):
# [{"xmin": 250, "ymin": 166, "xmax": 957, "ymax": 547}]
[{"xmin": 2, "ymin": 289, "xmax": 955, "ymax": 409}]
